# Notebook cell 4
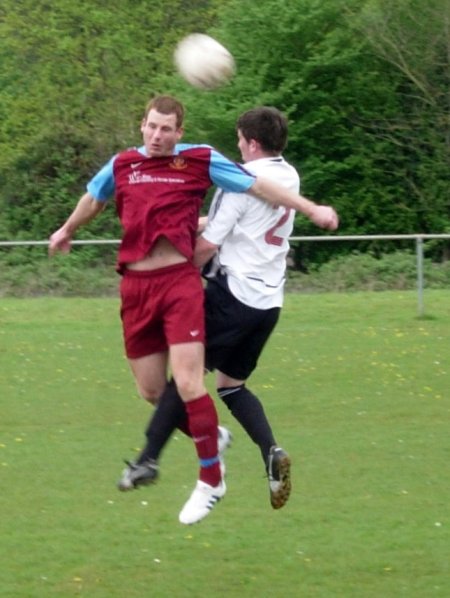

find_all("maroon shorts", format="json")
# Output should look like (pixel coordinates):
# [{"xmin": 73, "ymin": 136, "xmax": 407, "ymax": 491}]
[{"xmin": 120, "ymin": 262, "xmax": 205, "ymax": 359}]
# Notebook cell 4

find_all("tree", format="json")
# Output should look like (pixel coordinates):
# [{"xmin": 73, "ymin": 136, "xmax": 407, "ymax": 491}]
[
  {"xmin": 179, "ymin": 0, "xmax": 449, "ymax": 262},
  {"xmin": 0, "ymin": 0, "xmax": 223, "ymax": 238},
  {"xmin": 172, "ymin": 0, "xmax": 415, "ymax": 263},
  {"xmin": 0, "ymin": 0, "xmax": 448, "ymax": 266},
  {"xmin": 350, "ymin": 0, "xmax": 450, "ymax": 241}
]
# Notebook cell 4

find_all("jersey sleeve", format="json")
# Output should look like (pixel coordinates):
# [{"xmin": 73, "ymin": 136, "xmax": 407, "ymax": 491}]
[
  {"xmin": 86, "ymin": 155, "xmax": 116, "ymax": 201},
  {"xmin": 202, "ymin": 188, "xmax": 248, "ymax": 246},
  {"xmin": 208, "ymin": 149, "xmax": 255, "ymax": 192}
]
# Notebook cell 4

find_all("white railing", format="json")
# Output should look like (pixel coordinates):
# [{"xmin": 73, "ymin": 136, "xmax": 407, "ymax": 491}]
[{"xmin": 1, "ymin": 234, "xmax": 449, "ymax": 316}]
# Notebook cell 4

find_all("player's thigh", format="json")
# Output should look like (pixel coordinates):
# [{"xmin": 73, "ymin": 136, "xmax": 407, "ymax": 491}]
[
  {"xmin": 215, "ymin": 369, "xmax": 245, "ymax": 388},
  {"xmin": 128, "ymin": 351, "xmax": 168, "ymax": 404},
  {"xmin": 217, "ymin": 307, "xmax": 280, "ymax": 381},
  {"xmin": 204, "ymin": 281, "xmax": 249, "ymax": 357},
  {"xmin": 169, "ymin": 341, "xmax": 206, "ymax": 402},
  {"xmin": 120, "ymin": 274, "xmax": 167, "ymax": 358},
  {"xmin": 164, "ymin": 264, "xmax": 205, "ymax": 345}
]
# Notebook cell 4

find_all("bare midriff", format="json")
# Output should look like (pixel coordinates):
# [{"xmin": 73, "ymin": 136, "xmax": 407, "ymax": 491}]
[{"xmin": 126, "ymin": 236, "xmax": 188, "ymax": 271}]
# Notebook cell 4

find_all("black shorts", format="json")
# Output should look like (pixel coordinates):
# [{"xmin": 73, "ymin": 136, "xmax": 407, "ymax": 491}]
[{"xmin": 204, "ymin": 273, "xmax": 280, "ymax": 381}]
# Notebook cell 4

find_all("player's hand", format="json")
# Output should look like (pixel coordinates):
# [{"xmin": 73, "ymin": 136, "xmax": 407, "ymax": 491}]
[
  {"xmin": 309, "ymin": 205, "xmax": 339, "ymax": 231},
  {"xmin": 48, "ymin": 228, "xmax": 72, "ymax": 256},
  {"xmin": 197, "ymin": 216, "xmax": 208, "ymax": 234}
]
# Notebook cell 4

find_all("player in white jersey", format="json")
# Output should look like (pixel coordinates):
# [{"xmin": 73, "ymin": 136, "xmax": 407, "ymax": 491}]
[
  {"xmin": 195, "ymin": 109, "xmax": 299, "ymax": 508},
  {"xmin": 201, "ymin": 155, "xmax": 298, "ymax": 309},
  {"xmin": 118, "ymin": 107, "xmax": 339, "ymax": 510}
]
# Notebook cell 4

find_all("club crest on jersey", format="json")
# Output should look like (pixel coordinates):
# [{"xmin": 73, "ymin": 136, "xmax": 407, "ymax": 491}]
[{"xmin": 169, "ymin": 156, "xmax": 188, "ymax": 170}]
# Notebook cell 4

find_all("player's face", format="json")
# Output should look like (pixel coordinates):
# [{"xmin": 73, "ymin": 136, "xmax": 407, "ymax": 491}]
[
  {"xmin": 141, "ymin": 109, "xmax": 183, "ymax": 157},
  {"xmin": 237, "ymin": 130, "xmax": 252, "ymax": 163}
]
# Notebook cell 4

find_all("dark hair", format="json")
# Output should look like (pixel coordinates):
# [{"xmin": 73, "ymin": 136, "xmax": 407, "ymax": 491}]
[
  {"xmin": 144, "ymin": 95, "xmax": 185, "ymax": 128},
  {"xmin": 236, "ymin": 107, "xmax": 288, "ymax": 154}
]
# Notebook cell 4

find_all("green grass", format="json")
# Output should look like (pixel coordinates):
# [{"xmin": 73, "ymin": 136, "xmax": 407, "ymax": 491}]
[{"xmin": 0, "ymin": 291, "xmax": 449, "ymax": 597}]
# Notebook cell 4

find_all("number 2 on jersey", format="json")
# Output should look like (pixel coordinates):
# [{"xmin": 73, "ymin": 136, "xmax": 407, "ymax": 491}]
[{"xmin": 264, "ymin": 207, "xmax": 291, "ymax": 246}]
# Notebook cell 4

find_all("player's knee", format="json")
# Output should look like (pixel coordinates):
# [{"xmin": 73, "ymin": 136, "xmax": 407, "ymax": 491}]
[
  {"xmin": 139, "ymin": 391, "xmax": 158, "ymax": 405},
  {"xmin": 174, "ymin": 376, "xmax": 205, "ymax": 402},
  {"xmin": 136, "ymin": 383, "xmax": 163, "ymax": 405}
]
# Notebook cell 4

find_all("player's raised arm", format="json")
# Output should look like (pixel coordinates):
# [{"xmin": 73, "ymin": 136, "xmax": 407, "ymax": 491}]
[
  {"xmin": 249, "ymin": 176, "xmax": 339, "ymax": 231},
  {"xmin": 48, "ymin": 192, "xmax": 105, "ymax": 256}
]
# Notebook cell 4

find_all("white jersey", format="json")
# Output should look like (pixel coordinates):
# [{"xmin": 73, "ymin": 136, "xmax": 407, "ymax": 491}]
[{"xmin": 202, "ymin": 156, "xmax": 300, "ymax": 309}]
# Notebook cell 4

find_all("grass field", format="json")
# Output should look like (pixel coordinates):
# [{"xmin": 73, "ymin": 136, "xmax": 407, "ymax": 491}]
[{"xmin": 1, "ymin": 291, "xmax": 449, "ymax": 597}]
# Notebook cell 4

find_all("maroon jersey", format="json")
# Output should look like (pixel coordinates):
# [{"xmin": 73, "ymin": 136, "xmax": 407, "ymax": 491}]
[
  {"xmin": 113, "ymin": 148, "xmax": 210, "ymax": 268},
  {"xmin": 87, "ymin": 143, "xmax": 255, "ymax": 271}
]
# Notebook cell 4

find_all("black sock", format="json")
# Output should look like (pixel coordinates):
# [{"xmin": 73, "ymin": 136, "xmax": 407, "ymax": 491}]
[
  {"xmin": 137, "ymin": 380, "xmax": 186, "ymax": 464},
  {"xmin": 218, "ymin": 385, "xmax": 276, "ymax": 465}
]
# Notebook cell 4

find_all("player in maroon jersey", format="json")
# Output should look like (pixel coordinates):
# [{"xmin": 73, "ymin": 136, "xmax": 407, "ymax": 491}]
[{"xmin": 49, "ymin": 95, "xmax": 337, "ymax": 524}]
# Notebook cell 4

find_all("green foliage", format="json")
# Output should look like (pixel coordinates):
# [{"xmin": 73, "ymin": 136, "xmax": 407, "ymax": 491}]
[
  {"xmin": 287, "ymin": 249, "xmax": 450, "ymax": 292},
  {"xmin": 288, "ymin": 251, "xmax": 450, "ymax": 292},
  {"xmin": 0, "ymin": 0, "xmax": 448, "ymax": 265},
  {"xmin": 1, "ymin": 246, "xmax": 449, "ymax": 297},
  {"xmin": 0, "ymin": 0, "xmax": 222, "ymax": 237},
  {"xmin": 0, "ymin": 245, "xmax": 118, "ymax": 296},
  {"xmin": 173, "ymin": 0, "xmax": 450, "ymax": 257},
  {"xmin": 352, "ymin": 0, "xmax": 450, "ymax": 235}
]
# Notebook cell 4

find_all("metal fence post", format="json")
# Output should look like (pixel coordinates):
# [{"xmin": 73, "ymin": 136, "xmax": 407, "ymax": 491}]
[{"xmin": 416, "ymin": 236, "xmax": 424, "ymax": 317}]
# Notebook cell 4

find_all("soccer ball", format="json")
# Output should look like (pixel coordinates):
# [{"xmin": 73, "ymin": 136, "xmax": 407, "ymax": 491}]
[{"xmin": 174, "ymin": 33, "xmax": 235, "ymax": 90}]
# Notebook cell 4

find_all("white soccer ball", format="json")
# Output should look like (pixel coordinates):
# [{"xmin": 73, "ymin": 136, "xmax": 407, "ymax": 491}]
[{"xmin": 174, "ymin": 33, "xmax": 235, "ymax": 90}]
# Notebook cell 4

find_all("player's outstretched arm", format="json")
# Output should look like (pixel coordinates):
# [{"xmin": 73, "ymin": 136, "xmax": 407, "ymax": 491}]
[
  {"xmin": 249, "ymin": 177, "xmax": 339, "ymax": 231},
  {"xmin": 48, "ymin": 192, "xmax": 105, "ymax": 256}
]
